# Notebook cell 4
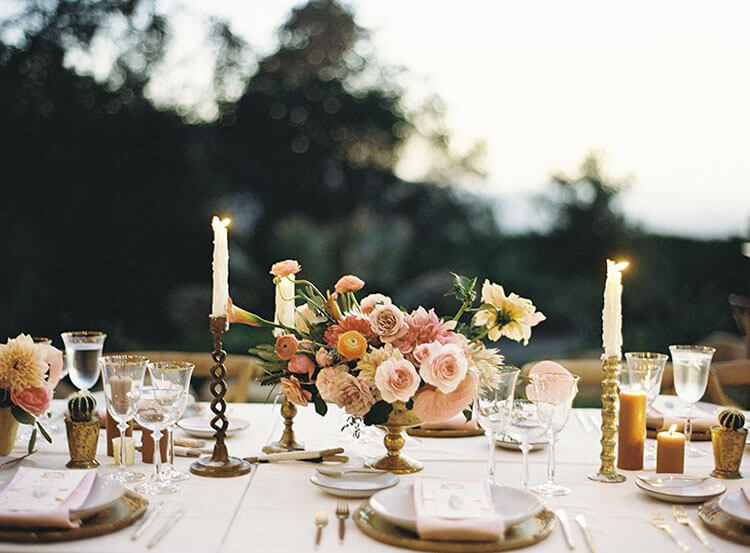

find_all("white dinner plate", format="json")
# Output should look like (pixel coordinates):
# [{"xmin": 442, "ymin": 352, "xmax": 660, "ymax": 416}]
[
  {"xmin": 310, "ymin": 472, "xmax": 399, "ymax": 498},
  {"xmin": 634, "ymin": 474, "xmax": 726, "ymax": 504},
  {"xmin": 369, "ymin": 483, "xmax": 543, "ymax": 532},
  {"xmin": 719, "ymin": 491, "xmax": 750, "ymax": 525},
  {"xmin": 177, "ymin": 416, "xmax": 249, "ymax": 438}
]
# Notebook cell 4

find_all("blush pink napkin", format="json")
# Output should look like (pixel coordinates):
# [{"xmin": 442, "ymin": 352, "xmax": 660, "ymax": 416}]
[
  {"xmin": 420, "ymin": 414, "xmax": 479, "ymax": 431},
  {"xmin": 0, "ymin": 468, "xmax": 96, "ymax": 528},
  {"xmin": 413, "ymin": 479, "xmax": 505, "ymax": 542}
]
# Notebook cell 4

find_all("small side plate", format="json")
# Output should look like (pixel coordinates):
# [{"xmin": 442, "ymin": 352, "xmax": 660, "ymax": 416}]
[{"xmin": 310, "ymin": 472, "xmax": 399, "ymax": 498}]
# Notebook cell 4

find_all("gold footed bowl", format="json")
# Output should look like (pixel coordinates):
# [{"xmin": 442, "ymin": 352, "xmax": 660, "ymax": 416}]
[{"xmin": 365, "ymin": 403, "xmax": 423, "ymax": 474}]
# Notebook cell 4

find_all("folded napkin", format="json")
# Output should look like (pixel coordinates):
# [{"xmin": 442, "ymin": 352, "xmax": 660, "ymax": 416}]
[
  {"xmin": 646, "ymin": 409, "xmax": 715, "ymax": 441},
  {"xmin": 413, "ymin": 478, "xmax": 505, "ymax": 542},
  {"xmin": 420, "ymin": 414, "xmax": 479, "ymax": 431},
  {"xmin": 0, "ymin": 467, "xmax": 96, "ymax": 528}
]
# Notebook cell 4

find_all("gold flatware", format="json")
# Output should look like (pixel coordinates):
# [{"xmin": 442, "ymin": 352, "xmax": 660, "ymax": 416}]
[
  {"xmin": 147, "ymin": 508, "xmax": 185, "ymax": 549},
  {"xmin": 651, "ymin": 513, "xmax": 689, "ymax": 552},
  {"xmin": 574, "ymin": 514, "xmax": 596, "ymax": 553},
  {"xmin": 673, "ymin": 505, "xmax": 713, "ymax": 550},
  {"xmin": 132, "ymin": 501, "xmax": 165, "ymax": 541},
  {"xmin": 554, "ymin": 508, "xmax": 575, "ymax": 550},
  {"xmin": 317, "ymin": 467, "xmax": 387, "ymax": 477},
  {"xmin": 336, "ymin": 503, "xmax": 350, "ymax": 544},
  {"xmin": 0, "ymin": 450, "xmax": 36, "ymax": 471},
  {"xmin": 314, "ymin": 510, "xmax": 328, "ymax": 549}
]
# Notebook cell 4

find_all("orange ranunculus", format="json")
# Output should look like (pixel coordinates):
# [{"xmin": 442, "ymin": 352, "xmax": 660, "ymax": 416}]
[
  {"xmin": 337, "ymin": 330, "xmax": 368, "ymax": 361},
  {"xmin": 269, "ymin": 259, "xmax": 302, "ymax": 278},
  {"xmin": 334, "ymin": 274, "xmax": 365, "ymax": 294},
  {"xmin": 275, "ymin": 335, "xmax": 298, "ymax": 361}
]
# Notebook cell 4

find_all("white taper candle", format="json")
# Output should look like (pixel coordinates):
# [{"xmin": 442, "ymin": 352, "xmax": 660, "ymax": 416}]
[
  {"xmin": 211, "ymin": 216, "xmax": 230, "ymax": 318},
  {"xmin": 602, "ymin": 259, "xmax": 628, "ymax": 359}
]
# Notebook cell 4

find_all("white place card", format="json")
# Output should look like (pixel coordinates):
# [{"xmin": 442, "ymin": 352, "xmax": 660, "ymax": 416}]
[
  {"xmin": 418, "ymin": 479, "xmax": 494, "ymax": 519},
  {"xmin": 0, "ymin": 468, "xmax": 92, "ymax": 512}
]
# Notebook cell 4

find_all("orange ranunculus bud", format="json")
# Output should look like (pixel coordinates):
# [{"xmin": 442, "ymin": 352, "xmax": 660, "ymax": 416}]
[
  {"xmin": 337, "ymin": 330, "xmax": 368, "ymax": 361},
  {"xmin": 227, "ymin": 297, "xmax": 263, "ymax": 327},
  {"xmin": 325, "ymin": 293, "xmax": 343, "ymax": 321},
  {"xmin": 275, "ymin": 334, "xmax": 299, "ymax": 361},
  {"xmin": 334, "ymin": 274, "xmax": 365, "ymax": 294}
]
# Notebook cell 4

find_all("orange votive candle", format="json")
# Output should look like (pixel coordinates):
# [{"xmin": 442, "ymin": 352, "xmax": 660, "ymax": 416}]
[
  {"xmin": 617, "ymin": 389, "xmax": 647, "ymax": 470},
  {"xmin": 656, "ymin": 424, "xmax": 685, "ymax": 473}
]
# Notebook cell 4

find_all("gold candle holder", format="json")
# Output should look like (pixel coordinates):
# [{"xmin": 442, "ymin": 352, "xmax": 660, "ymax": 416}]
[
  {"xmin": 588, "ymin": 356, "xmax": 626, "ymax": 483},
  {"xmin": 262, "ymin": 398, "xmax": 305, "ymax": 454},
  {"xmin": 190, "ymin": 316, "xmax": 253, "ymax": 478}
]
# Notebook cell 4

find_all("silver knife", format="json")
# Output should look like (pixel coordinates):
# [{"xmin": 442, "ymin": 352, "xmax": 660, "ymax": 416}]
[
  {"xmin": 574, "ymin": 514, "xmax": 596, "ymax": 553},
  {"xmin": 131, "ymin": 501, "xmax": 165, "ymax": 541},
  {"xmin": 148, "ymin": 508, "xmax": 185, "ymax": 549},
  {"xmin": 554, "ymin": 508, "xmax": 575, "ymax": 550}
]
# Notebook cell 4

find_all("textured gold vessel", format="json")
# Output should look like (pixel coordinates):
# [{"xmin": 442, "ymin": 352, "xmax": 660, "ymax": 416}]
[
  {"xmin": 710, "ymin": 426, "xmax": 746, "ymax": 479},
  {"xmin": 365, "ymin": 402, "xmax": 423, "ymax": 474},
  {"xmin": 65, "ymin": 416, "xmax": 100, "ymax": 469},
  {"xmin": 263, "ymin": 398, "xmax": 305, "ymax": 454},
  {"xmin": 588, "ymin": 356, "xmax": 626, "ymax": 483},
  {"xmin": 0, "ymin": 407, "xmax": 19, "ymax": 456}
]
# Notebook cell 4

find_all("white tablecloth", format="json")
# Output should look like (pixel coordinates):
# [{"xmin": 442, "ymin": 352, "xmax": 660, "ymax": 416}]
[{"xmin": 1, "ymin": 400, "xmax": 747, "ymax": 552}]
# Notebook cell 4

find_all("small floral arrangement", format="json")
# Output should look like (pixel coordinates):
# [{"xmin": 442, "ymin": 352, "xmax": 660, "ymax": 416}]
[
  {"xmin": 231, "ymin": 262, "xmax": 545, "ymax": 427},
  {"xmin": 0, "ymin": 334, "xmax": 63, "ymax": 451}
]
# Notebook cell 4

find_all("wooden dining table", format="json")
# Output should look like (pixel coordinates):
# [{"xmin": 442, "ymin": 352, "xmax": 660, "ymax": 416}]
[{"xmin": 0, "ymin": 399, "xmax": 747, "ymax": 552}]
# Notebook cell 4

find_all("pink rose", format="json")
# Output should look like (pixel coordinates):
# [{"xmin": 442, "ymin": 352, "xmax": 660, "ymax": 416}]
[
  {"xmin": 270, "ymin": 259, "xmax": 302, "ymax": 277},
  {"xmin": 374, "ymin": 358, "xmax": 420, "ymax": 403},
  {"xmin": 288, "ymin": 354, "xmax": 315, "ymax": 380},
  {"xmin": 315, "ymin": 365, "xmax": 348, "ymax": 402},
  {"xmin": 11, "ymin": 385, "xmax": 51, "ymax": 417},
  {"xmin": 37, "ymin": 343, "xmax": 63, "ymax": 388},
  {"xmin": 526, "ymin": 360, "xmax": 573, "ymax": 402},
  {"xmin": 369, "ymin": 304, "xmax": 409, "ymax": 343},
  {"xmin": 419, "ymin": 343, "xmax": 468, "ymax": 394},
  {"xmin": 280, "ymin": 376, "xmax": 312, "ymax": 406},
  {"xmin": 413, "ymin": 342, "xmax": 440, "ymax": 365},
  {"xmin": 334, "ymin": 275, "xmax": 365, "ymax": 294},
  {"xmin": 337, "ymin": 373, "xmax": 376, "ymax": 417},
  {"xmin": 412, "ymin": 372, "xmax": 478, "ymax": 423},
  {"xmin": 315, "ymin": 347, "xmax": 334, "ymax": 367},
  {"xmin": 360, "ymin": 294, "xmax": 392, "ymax": 315}
]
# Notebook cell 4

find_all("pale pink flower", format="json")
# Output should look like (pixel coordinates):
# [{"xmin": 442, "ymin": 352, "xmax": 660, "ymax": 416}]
[
  {"xmin": 324, "ymin": 314, "xmax": 376, "ymax": 347},
  {"xmin": 334, "ymin": 274, "xmax": 365, "ymax": 294},
  {"xmin": 391, "ymin": 307, "xmax": 458, "ymax": 356},
  {"xmin": 374, "ymin": 358, "xmax": 420, "ymax": 403},
  {"xmin": 11, "ymin": 385, "xmax": 51, "ymax": 417},
  {"xmin": 315, "ymin": 365, "xmax": 348, "ymax": 402},
  {"xmin": 419, "ymin": 343, "xmax": 469, "ymax": 394},
  {"xmin": 280, "ymin": 376, "xmax": 312, "ymax": 406},
  {"xmin": 269, "ymin": 259, "xmax": 302, "ymax": 278},
  {"xmin": 315, "ymin": 347, "xmax": 334, "ymax": 367},
  {"xmin": 412, "ymin": 372, "xmax": 478, "ymax": 423},
  {"xmin": 337, "ymin": 374, "xmax": 376, "ymax": 417},
  {"xmin": 287, "ymin": 354, "xmax": 315, "ymax": 380},
  {"xmin": 472, "ymin": 280, "xmax": 545, "ymax": 344},
  {"xmin": 369, "ymin": 304, "xmax": 408, "ymax": 343},
  {"xmin": 38, "ymin": 343, "xmax": 63, "ymax": 388},
  {"xmin": 360, "ymin": 294, "xmax": 392, "ymax": 315},
  {"xmin": 412, "ymin": 342, "xmax": 441, "ymax": 366}
]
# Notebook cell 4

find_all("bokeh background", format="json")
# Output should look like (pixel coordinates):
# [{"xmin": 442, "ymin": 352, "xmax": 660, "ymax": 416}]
[{"xmin": 1, "ymin": 0, "xmax": 748, "ymax": 366}]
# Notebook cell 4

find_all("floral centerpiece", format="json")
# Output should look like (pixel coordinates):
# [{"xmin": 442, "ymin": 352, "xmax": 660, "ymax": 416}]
[
  {"xmin": 231, "ymin": 260, "xmax": 544, "ymax": 472},
  {"xmin": 0, "ymin": 334, "xmax": 63, "ymax": 454}
]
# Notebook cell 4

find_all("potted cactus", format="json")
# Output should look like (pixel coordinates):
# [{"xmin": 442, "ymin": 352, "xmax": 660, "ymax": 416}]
[
  {"xmin": 710, "ymin": 408, "xmax": 746, "ymax": 479},
  {"xmin": 64, "ymin": 391, "xmax": 100, "ymax": 469}
]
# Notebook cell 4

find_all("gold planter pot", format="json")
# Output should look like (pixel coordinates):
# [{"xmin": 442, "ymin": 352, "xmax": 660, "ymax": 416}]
[
  {"xmin": 710, "ymin": 426, "xmax": 746, "ymax": 479},
  {"xmin": 65, "ymin": 417, "xmax": 100, "ymax": 469},
  {"xmin": 0, "ymin": 407, "xmax": 19, "ymax": 456},
  {"xmin": 365, "ymin": 402, "xmax": 423, "ymax": 474}
]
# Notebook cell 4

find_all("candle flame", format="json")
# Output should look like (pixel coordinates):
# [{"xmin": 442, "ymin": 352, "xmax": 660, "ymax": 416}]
[
  {"xmin": 614, "ymin": 261, "xmax": 629, "ymax": 271},
  {"xmin": 211, "ymin": 216, "xmax": 231, "ymax": 229},
  {"xmin": 668, "ymin": 423, "xmax": 678, "ymax": 434}
]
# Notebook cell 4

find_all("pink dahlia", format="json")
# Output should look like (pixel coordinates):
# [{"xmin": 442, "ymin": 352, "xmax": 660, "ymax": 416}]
[
  {"xmin": 391, "ymin": 307, "xmax": 458, "ymax": 356},
  {"xmin": 324, "ymin": 314, "xmax": 377, "ymax": 347}
]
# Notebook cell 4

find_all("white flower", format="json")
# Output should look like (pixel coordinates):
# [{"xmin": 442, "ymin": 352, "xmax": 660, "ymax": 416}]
[
  {"xmin": 295, "ymin": 303, "xmax": 327, "ymax": 333},
  {"xmin": 472, "ymin": 280, "xmax": 545, "ymax": 345}
]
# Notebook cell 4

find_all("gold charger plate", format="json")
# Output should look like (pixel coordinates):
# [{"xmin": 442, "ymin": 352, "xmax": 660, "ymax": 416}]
[
  {"xmin": 698, "ymin": 499, "xmax": 750, "ymax": 545},
  {"xmin": 0, "ymin": 491, "xmax": 148, "ymax": 543},
  {"xmin": 354, "ymin": 502, "xmax": 556, "ymax": 552},
  {"xmin": 406, "ymin": 427, "xmax": 484, "ymax": 438}
]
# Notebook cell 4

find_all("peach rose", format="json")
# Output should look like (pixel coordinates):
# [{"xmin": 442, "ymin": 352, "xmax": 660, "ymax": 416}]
[
  {"xmin": 280, "ymin": 376, "xmax": 312, "ymax": 406},
  {"xmin": 315, "ymin": 365, "xmax": 348, "ymax": 402},
  {"xmin": 270, "ymin": 259, "xmax": 302, "ymax": 278},
  {"xmin": 374, "ymin": 358, "xmax": 420, "ymax": 403},
  {"xmin": 288, "ymin": 354, "xmax": 315, "ymax": 380},
  {"xmin": 334, "ymin": 275, "xmax": 365, "ymax": 294},
  {"xmin": 360, "ymin": 294, "xmax": 392, "ymax": 315},
  {"xmin": 315, "ymin": 347, "xmax": 334, "ymax": 367},
  {"xmin": 369, "ymin": 304, "xmax": 408, "ymax": 343},
  {"xmin": 337, "ymin": 330, "xmax": 368, "ymax": 361},
  {"xmin": 413, "ymin": 342, "xmax": 440, "ymax": 365},
  {"xmin": 419, "ymin": 343, "xmax": 468, "ymax": 394},
  {"xmin": 37, "ymin": 343, "xmax": 63, "ymax": 388},
  {"xmin": 411, "ymin": 371, "xmax": 478, "ymax": 423},
  {"xmin": 337, "ymin": 374, "xmax": 376, "ymax": 417},
  {"xmin": 275, "ymin": 335, "xmax": 298, "ymax": 361},
  {"xmin": 11, "ymin": 385, "xmax": 51, "ymax": 417}
]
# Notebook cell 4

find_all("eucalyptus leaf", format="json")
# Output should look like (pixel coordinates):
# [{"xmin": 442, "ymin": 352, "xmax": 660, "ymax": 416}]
[
  {"xmin": 37, "ymin": 421, "xmax": 52, "ymax": 443},
  {"xmin": 11, "ymin": 405, "xmax": 35, "ymax": 425},
  {"xmin": 363, "ymin": 401, "xmax": 393, "ymax": 426},
  {"xmin": 28, "ymin": 427, "xmax": 37, "ymax": 453}
]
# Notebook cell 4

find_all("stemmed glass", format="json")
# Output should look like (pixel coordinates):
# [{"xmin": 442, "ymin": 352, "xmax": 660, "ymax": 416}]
[
  {"xmin": 473, "ymin": 365, "xmax": 520, "ymax": 484},
  {"xmin": 100, "ymin": 355, "xmax": 148, "ymax": 483},
  {"xmin": 624, "ymin": 352, "xmax": 667, "ymax": 460},
  {"xmin": 60, "ymin": 331, "xmax": 107, "ymax": 391},
  {"xmin": 135, "ymin": 362, "xmax": 193, "ymax": 494},
  {"xmin": 505, "ymin": 375, "xmax": 555, "ymax": 491},
  {"xmin": 529, "ymin": 373, "xmax": 579, "ymax": 496},
  {"xmin": 669, "ymin": 345, "xmax": 715, "ymax": 460}
]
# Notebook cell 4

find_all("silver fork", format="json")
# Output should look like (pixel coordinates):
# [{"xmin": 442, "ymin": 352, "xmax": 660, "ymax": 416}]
[
  {"xmin": 651, "ymin": 513, "xmax": 690, "ymax": 552},
  {"xmin": 673, "ymin": 505, "xmax": 713, "ymax": 550},
  {"xmin": 335, "ymin": 503, "xmax": 350, "ymax": 544}
]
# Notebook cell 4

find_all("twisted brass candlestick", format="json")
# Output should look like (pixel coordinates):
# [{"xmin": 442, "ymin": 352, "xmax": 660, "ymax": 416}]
[
  {"xmin": 588, "ymin": 356, "xmax": 626, "ymax": 483},
  {"xmin": 190, "ymin": 316, "xmax": 253, "ymax": 478},
  {"xmin": 262, "ymin": 397, "xmax": 305, "ymax": 454}
]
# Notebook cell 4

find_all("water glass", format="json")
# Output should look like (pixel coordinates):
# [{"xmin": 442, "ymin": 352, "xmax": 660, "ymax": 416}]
[
  {"xmin": 473, "ymin": 366, "xmax": 520, "ymax": 483},
  {"xmin": 669, "ymin": 345, "xmax": 715, "ymax": 460},
  {"xmin": 624, "ymin": 352, "xmax": 667, "ymax": 460},
  {"xmin": 61, "ymin": 331, "xmax": 107, "ymax": 391},
  {"xmin": 100, "ymin": 355, "xmax": 148, "ymax": 483}
]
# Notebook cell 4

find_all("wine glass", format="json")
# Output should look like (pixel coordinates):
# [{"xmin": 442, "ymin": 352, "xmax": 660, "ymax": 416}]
[
  {"xmin": 60, "ymin": 331, "xmax": 106, "ymax": 391},
  {"xmin": 624, "ymin": 352, "xmax": 667, "ymax": 460},
  {"xmin": 669, "ymin": 345, "xmax": 715, "ymax": 460},
  {"xmin": 100, "ymin": 355, "xmax": 148, "ymax": 483},
  {"xmin": 529, "ymin": 372, "xmax": 579, "ymax": 496},
  {"xmin": 505, "ymin": 375, "xmax": 555, "ymax": 491},
  {"xmin": 473, "ymin": 365, "xmax": 520, "ymax": 483},
  {"xmin": 135, "ymin": 362, "xmax": 193, "ymax": 494}
]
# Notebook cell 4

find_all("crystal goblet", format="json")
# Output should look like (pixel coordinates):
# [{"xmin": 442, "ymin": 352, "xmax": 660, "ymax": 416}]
[
  {"xmin": 61, "ymin": 331, "xmax": 106, "ymax": 391},
  {"xmin": 623, "ymin": 352, "xmax": 667, "ymax": 461}
]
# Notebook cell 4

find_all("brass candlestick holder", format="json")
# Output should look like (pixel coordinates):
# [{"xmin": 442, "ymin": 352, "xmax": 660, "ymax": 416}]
[
  {"xmin": 262, "ymin": 397, "xmax": 305, "ymax": 454},
  {"xmin": 190, "ymin": 316, "xmax": 253, "ymax": 478},
  {"xmin": 588, "ymin": 355, "xmax": 626, "ymax": 483}
]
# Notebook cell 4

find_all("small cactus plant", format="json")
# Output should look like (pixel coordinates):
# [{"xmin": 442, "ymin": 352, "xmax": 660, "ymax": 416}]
[
  {"xmin": 67, "ymin": 391, "xmax": 96, "ymax": 423},
  {"xmin": 718, "ymin": 408, "xmax": 746, "ymax": 431}
]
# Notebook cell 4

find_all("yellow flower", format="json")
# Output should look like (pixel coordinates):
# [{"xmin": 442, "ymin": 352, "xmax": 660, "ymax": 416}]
[
  {"xmin": 472, "ymin": 280, "xmax": 545, "ymax": 345},
  {"xmin": 337, "ymin": 330, "xmax": 368, "ymax": 361},
  {"xmin": 0, "ymin": 334, "xmax": 48, "ymax": 390}
]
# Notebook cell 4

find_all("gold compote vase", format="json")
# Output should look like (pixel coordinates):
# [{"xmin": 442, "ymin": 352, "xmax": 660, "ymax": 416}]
[{"xmin": 365, "ymin": 402, "xmax": 423, "ymax": 474}]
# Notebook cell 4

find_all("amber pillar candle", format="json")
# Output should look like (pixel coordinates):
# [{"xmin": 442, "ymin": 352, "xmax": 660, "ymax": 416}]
[
  {"xmin": 657, "ymin": 424, "xmax": 685, "ymax": 473},
  {"xmin": 617, "ymin": 390, "xmax": 647, "ymax": 470},
  {"xmin": 141, "ymin": 428, "xmax": 168, "ymax": 463}
]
